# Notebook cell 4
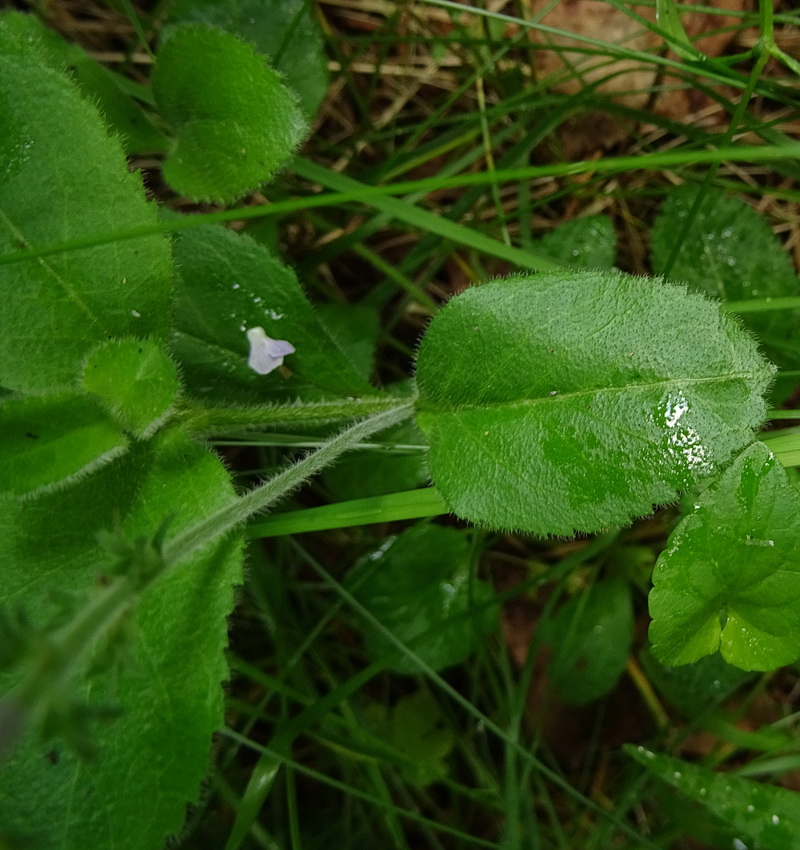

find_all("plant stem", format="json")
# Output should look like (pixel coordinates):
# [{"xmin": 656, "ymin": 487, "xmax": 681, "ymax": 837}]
[
  {"xmin": 181, "ymin": 395, "xmax": 407, "ymax": 438},
  {"xmin": 163, "ymin": 403, "xmax": 416, "ymax": 566},
  {"xmin": 0, "ymin": 573, "xmax": 136, "ymax": 757}
]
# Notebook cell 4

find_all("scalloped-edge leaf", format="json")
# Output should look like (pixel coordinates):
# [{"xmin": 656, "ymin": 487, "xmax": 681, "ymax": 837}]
[
  {"xmin": 649, "ymin": 442, "xmax": 800, "ymax": 671},
  {"xmin": 0, "ymin": 391, "xmax": 127, "ymax": 499},
  {"xmin": 152, "ymin": 24, "xmax": 307, "ymax": 202},
  {"xmin": 414, "ymin": 271, "xmax": 775, "ymax": 536},
  {"xmin": 627, "ymin": 745, "xmax": 800, "ymax": 850},
  {"xmin": 0, "ymin": 20, "xmax": 173, "ymax": 393}
]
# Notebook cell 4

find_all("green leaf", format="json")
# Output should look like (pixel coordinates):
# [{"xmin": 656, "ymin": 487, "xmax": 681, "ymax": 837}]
[
  {"xmin": 171, "ymin": 221, "xmax": 377, "ymax": 401},
  {"xmin": 638, "ymin": 649, "xmax": 751, "ymax": 717},
  {"xmin": 542, "ymin": 578, "xmax": 632, "ymax": 704},
  {"xmin": 0, "ymin": 392, "xmax": 127, "ymax": 499},
  {"xmin": 345, "ymin": 524, "xmax": 494, "ymax": 674},
  {"xmin": 164, "ymin": 0, "xmax": 328, "ymax": 118},
  {"xmin": 152, "ymin": 24, "xmax": 306, "ymax": 202},
  {"xmin": 414, "ymin": 271, "xmax": 775, "ymax": 535},
  {"xmin": 649, "ymin": 442, "xmax": 800, "ymax": 671},
  {"xmin": 0, "ymin": 21, "xmax": 172, "ymax": 394},
  {"xmin": 317, "ymin": 301, "xmax": 381, "ymax": 382},
  {"xmin": 361, "ymin": 690, "xmax": 454, "ymax": 787},
  {"xmin": 538, "ymin": 215, "xmax": 616, "ymax": 269},
  {"xmin": 322, "ymin": 419, "xmax": 428, "ymax": 500},
  {"xmin": 0, "ymin": 429, "xmax": 243, "ymax": 849},
  {"xmin": 651, "ymin": 186, "xmax": 800, "ymax": 379},
  {"xmin": 82, "ymin": 338, "xmax": 180, "ymax": 437},
  {"xmin": 627, "ymin": 745, "xmax": 800, "ymax": 850},
  {"xmin": 1, "ymin": 11, "xmax": 166, "ymax": 154}
]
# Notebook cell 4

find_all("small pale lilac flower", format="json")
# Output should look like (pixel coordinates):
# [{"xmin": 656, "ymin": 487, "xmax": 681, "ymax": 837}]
[{"xmin": 246, "ymin": 326, "xmax": 295, "ymax": 375}]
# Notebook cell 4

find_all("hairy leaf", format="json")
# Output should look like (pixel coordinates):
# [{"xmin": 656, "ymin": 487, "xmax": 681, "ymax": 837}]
[
  {"xmin": 1, "ymin": 11, "xmax": 166, "ymax": 154},
  {"xmin": 152, "ymin": 24, "xmax": 306, "ymax": 201},
  {"xmin": 0, "ymin": 430, "xmax": 243, "ymax": 849},
  {"xmin": 0, "ymin": 392, "xmax": 127, "ymax": 498},
  {"xmin": 82, "ymin": 338, "xmax": 180, "ymax": 437},
  {"xmin": 171, "ymin": 221, "xmax": 377, "ymax": 401},
  {"xmin": 414, "ymin": 271, "xmax": 774, "ymax": 535},
  {"xmin": 0, "ymin": 21, "xmax": 172, "ymax": 393},
  {"xmin": 345, "ymin": 524, "xmax": 494, "ymax": 674},
  {"xmin": 649, "ymin": 442, "xmax": 800, "ymax": 671},
  {"xmin": 165, "ymin": 0, "xmax": 328, "ymax": 118},
  {"xmin": 627, "ymin": 745, "xmax": 800, "ymax": 850}
]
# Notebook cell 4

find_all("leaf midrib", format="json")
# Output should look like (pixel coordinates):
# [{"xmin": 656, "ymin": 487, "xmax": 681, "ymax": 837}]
[{"xmin": 417, "ymin": 369, "xmax": 769, "ymax": 414}]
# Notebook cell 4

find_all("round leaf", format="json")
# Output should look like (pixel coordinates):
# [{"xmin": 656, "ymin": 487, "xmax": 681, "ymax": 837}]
[
  {"xmin": 651, "ymin": 185, "xmax": 800, "ymax": 399},
  {"xmin": 165, "ymin": 0, "xmax": 329, "ymax": 118},
  {"xmin": 83, "ymin": 338, "xmax": 180, "ymax": 437},
  {"xmin": 171, "ymin": 222, "xmax": 377, "ymax": 401},
  {"xmin": 152, "ymin": 24, "xmax": 307, "ymax": 202},
  {"xmin": 414, "ymin": 271, "xmax": 775, "ymax": 536}
]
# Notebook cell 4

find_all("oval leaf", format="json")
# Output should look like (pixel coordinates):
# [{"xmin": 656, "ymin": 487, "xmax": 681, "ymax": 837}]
[
  {"xmin": 542, "ymin": 578, "xmax": 632, "ymax": 704},
  {"xmin": 0, "ymin": 21, "xmax": 172, "ymax": 393},
  {"xmin": 414, "ymin": 271, "xmax": 775, "ymax": 535},
  {"xmin": 165, "ymin": 0, "xmax": 329, "ymax": 118},
  {"xmin": 0, "ymin": 392, "xmax": 127, "ymax": 498},
  {"xmin": 152, "ymin": 24, "xmax": 306, "ymax": 202},
  {"xmin": 649, "ymin": 442, "xmax": 800, "ymax": 671},
  {"xmin": 83, "ymin": 338, "xmax": 180, "ymax": 437},
  {"xmin": 538, "ymin": 215, "xmax": 616, "ymax": 269},
  {"xmin": 345, "ymin": 524, "xmax": 494, "ymax": 674}
]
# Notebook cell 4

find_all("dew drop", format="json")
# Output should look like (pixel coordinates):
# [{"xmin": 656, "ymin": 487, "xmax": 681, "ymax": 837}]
[{"xmin": 130, "ymin": 309, "xmax": 141, "ymax": 318}]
